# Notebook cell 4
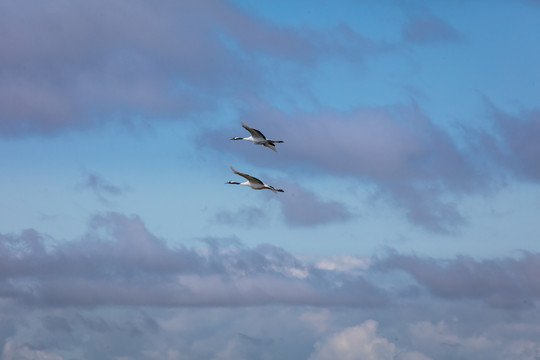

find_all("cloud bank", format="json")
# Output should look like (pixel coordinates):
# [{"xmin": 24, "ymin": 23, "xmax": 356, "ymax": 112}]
[
  {"xmin": 0, "ymin": 0, "xmax": 382, "ymax": 137},
  {"xmin": 0, "ymin": 213, "xmax": 539, "ymax": 359},
  {"xmin": 0, "ymin": 213, "xmax": 387, "ymax": 308},
  {"xmin": 2, "ymin": 213, "xmax": 540, "ymax": 310}
]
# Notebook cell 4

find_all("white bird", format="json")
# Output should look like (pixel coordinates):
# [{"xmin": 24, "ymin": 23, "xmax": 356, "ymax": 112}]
[
  {"xmin": 226, "ymin": 165, "xmax": 284, "ymax": 193},
  {"xmin": 230, "ymin": 121, "xmax": 284, "ymax": 152}
]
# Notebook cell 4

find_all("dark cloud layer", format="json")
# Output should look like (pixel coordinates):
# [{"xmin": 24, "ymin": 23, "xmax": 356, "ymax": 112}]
[
  {"xmin": 1, "ymin": 213, "xmax": 539, "ymax": 311},
  {"xmin": 0, "ymin": 0, "xmax": 248, "ymax": 134},
  {"xmin": 0, "ymin": 213, "xmax": 387, "ymax": 308},
  {"xmin": 0, "ymin": 0, "xmax": 381, "ymax": 137},
  {"xmin": 1, "ymin": 213, "xmax": 540, "ymax": 359},
  {"xmin": 376, "ymin": 250, "xmax": 540, "ymax": 309}
]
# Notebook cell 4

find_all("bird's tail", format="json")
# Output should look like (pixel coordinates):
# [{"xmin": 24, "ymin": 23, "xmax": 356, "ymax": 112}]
[{"xmin": 268, "ymin": 186, "xmax": 284, "ymax": 193}]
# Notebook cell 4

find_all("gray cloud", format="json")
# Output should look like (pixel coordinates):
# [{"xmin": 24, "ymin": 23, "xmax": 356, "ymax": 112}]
[
  {"xmin": 274, "ymin": 182, "xmax": 353, "ymax": 227},
  {"xmin": 0, "ymin": 0, "xmax": 385, "ymax": 137},
  {"xmin": 213, "ymin": 206, "xmax": 268, "ymax": 227},
  {"xmin": 76, "ymin": 172, "xmax": 127, "ymax": 204},
  {"xmin": 485, "ymin": 104, "xmax": 540, "ymax": 182},
  {"xmin": 0, "ymin": 212, "xmax": 387, "ymax": 308},
  {"xmin": 0, "ymin": 215, "xmax": 539, "ymax": 359},
  {"xmin": 402, "ymin": 15, "xmax": 463, "ymax": 44},
  {"xmin": 375, "ymin": 250, "xmax": 540, "ymax": 309},
  {"xmin": 2, "ymin": 299, "xmax": 540, "ymax": 360},
  {"xmin": 215, "ymin": 99, "xmax": 540, "ymax": 233},
  {"xmin": 214, "ymin": 102, "xmax": 482, "ymax": 232},
  {"xmin": 5, "ymin": 211, "xmax": 540, "ymax": 310},
  {"xmin": 216, "ymin": 181, "xmax": 352, "ymax": 228}
]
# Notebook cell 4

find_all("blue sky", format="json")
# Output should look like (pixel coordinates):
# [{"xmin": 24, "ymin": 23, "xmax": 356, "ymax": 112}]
[{"xmin": 1, "ymin": 1, "xmax": 540, "ymax": 359}]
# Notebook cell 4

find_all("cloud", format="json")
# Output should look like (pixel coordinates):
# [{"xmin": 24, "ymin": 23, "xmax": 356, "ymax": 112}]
[
  {"xmin": 219, "ymin": 99, "xmax": 540, "ymax": 233},
  {"xmin": 314, "ymin": 256, "xmax": 371, "ymax": 273},
  {"xmin": 402, "ymin": 15, "xmax": 462, "ymax": 44},
  {"xmin": 2, "ymin": 300, "xmax": 538, "ymax": 360},
  {"xmin": 213, "ymin": 206, "xmax": 268, "ymax": 227},
  {"xmin": 274, "ymin": 182, "xmax": 353, "ymax": 227},
  {"xmin": 0, "ymin": 0, "xmax": 385, "ymax": 137},
  {"xmin": 385, "ymin": 183, "xmax": 467, "ymax": 233},
  {"xmin": 0, "ymin": 212, "xmax": 388, "ymax": 308},
  {"xmin": 76, "ymin": 172, "xmax": 127, "ymax": 203},
  {"xmin": 309, "ymin": 320, "xmax": 396, "ymax": 360},
  {"xmin": 0, "ymin": 216, "xmax": 540, "ymax": 359},
  {"xmin": 407, "ymin": 321, "xmax": 488, "ymax": 356},
  {"xmin": 1, "ymin": 342, "xmax": 63, "ymax": 360},
  {"xmin": 217, "ymin": 173, "xmax": 352, "ymax": 227},
  {"xmin": 375, "ymin": 250, "xmax": 540, "ymax": 308},
  {"xmin": 209, "ymin": 100, "xmax": 540, "ymax": 233},
  {"xmin": 404, "ymin": 320, "xmax": 540, "ymax": 359},
  {"xmin": 397, "ymin": 351, "xmax": 433, "ymax": 360},
  {"xmin": 216, "ymin": 101, "xmax": 481, "ymax": 232},
  {"xmin": 485, "ymin": 104, "xmax": 540, "ymax": 181},
  {"xmin": 214, "ymin": 333, "xmax": 277, "ymax": 360}
]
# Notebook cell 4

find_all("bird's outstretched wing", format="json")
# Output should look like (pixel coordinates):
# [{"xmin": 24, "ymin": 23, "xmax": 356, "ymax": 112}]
[
  {"xmin": 241, "ymin": 121, "xmax": 267, "ymax": 140},
  {"xmin": 230, "ymin": 165, "xmax": 264, "ymax": 185}
]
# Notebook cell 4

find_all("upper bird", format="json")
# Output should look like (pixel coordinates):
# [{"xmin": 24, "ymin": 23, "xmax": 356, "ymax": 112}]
[
  {"xmin": 226, "ymin": 165, "xmax": 284, "ymax": 193},
  {"xmin": 230, "ymin": 121, "xmax": 284, "ymax": 152}
]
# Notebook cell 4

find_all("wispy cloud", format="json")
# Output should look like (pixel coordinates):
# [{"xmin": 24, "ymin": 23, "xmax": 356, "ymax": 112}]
[
  {"xmin": 213, "ymin": 206, "xmax": 267, "ymax": 227},
  {"xmin": 485, "ymin": 104, "xmax": 540, "ymax": 182},
  {"xmin": 402, "ymin": 15, "xmax": 463, "ymax": 44},
  {"xmin": 274, "ymin": 182, "xmax": 353, "ymax": 227},
  {"xmin": 76, "ymin": 172, "xmax": 127, "ymax": 203}
]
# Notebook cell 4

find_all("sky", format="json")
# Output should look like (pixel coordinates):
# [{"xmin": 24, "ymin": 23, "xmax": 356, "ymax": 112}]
[{"xmin": 1, "ymin": 0, "xmax": 540, "ymax": 359}]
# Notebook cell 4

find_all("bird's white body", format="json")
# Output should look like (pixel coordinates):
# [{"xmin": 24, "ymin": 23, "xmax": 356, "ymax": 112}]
[
  {"xmin": 238, "ymin": 180, "xmax": 265, "ymax": 190},
  {"xmin": 226, "ymin": 166, "xmax": 284, "ymax": 193}
]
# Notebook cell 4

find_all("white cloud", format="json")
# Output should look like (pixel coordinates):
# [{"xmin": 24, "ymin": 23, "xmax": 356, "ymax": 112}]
[
  {"xmin": 309, "ymin": 320, "xmax": 395, "ymax": 360},
  {"xmin": 300, "ymin": 309, "xmax": 332, "ymax": 334},
  {"xmin": 2, "ymin": 342, "xmax": 63, "ymax": 360},
  {"xmin": 315, "ymin": 256, "xmax": 372, "ymax": 273},
  {"xmin": 396, "ymin": 351, "xmax": 433, "ymax": 360}
]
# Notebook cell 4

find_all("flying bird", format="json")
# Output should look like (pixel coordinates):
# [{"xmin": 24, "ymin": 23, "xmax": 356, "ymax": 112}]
[
  {"xmin": 230, "ymin": 121, "xmax": 284, "ymax": 152},
  {"xmin": 226, "ymin": 165, "xmax": 284, "ymax": 193}
]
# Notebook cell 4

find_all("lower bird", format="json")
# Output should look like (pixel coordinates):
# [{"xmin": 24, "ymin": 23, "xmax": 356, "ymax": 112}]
[
  {"xmin": 226, "ymin": 165, "xmax": 284, "ymax": 193},
  {"xmin": 230, "ymin": 121, "xmax": 284, "ymax": 152}
]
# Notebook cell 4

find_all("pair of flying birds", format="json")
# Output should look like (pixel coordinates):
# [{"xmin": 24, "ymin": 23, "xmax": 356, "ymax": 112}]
[{"xmin": 226, "ymin": 121, "xmax": 284, "ymax": 193}]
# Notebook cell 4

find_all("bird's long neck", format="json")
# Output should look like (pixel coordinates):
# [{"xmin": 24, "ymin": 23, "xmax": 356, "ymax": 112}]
[
  {"xmin": 231, "ymin": 136, "xmax": 251, "ymax": 141},
  {"xmin": 228, "ymin": 181, "xmax": 250, "ymax": 186}
]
